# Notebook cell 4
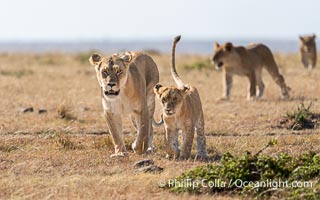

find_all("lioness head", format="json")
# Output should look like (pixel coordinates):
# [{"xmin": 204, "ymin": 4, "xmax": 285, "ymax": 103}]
[
  {"xmin": 89, "ymin": 53, "xmax": 132, "ymax": 100},
  {"xmin": 299, "ymin": 34, "xmax": 316, "ymax": 53},
  {"xmin": 154, "ymin": 84, "xmax": 187, "ymax": 117},
  {"xmin": 211, "ymin": 42, "xmax": 239, "ymax": 70}
]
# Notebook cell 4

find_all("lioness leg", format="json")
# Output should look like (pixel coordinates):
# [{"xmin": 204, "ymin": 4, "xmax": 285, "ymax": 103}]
[
  {"xmin": 222, "ymin": 71, "xmax": 233, "ymax": 100},
  {"xmin": 255, "ymin": 68, "xmax": 265, "ymax": 98},
  {"xmin": 146, "ymin": 91, "xmax": 156, "ymax": 153},
  {"xmin": 266, "ymin": 69, "xmax": 289, "ymax": 99},
  {"xmin": 130, "ymin": 115, "xmax": 138, "ymax": 130},
  {"xmin": 307, "ymin": 64, "xmax": 313, "ymax": 72},
  {"xmin": 131, "ymin": 108, "xmax": 150, "ymax": 154},
  {"xmin": 165, "ymin": 127, "xmax": 180, "ymax": 159},
  {"xmin": 247, "ymin": 72, "xmax": 257, "ymax": 100},
  {"xmin": 195, "ymin": 118, "xmax": 208, "ymax": 160},
  {"xmin": 264, "ymin": 61, "xmax": 290, "ymax": 98},
  {"xmin": 104, "ymin": 112, "xmax": 126, "ymax": 155},
  {"xmin": 302, "ymin": 57, "xmax": 308, "ymax": 69},
  {"xmin": 180, "ymin": 126, "xmax": 195, "ymax": 160}
]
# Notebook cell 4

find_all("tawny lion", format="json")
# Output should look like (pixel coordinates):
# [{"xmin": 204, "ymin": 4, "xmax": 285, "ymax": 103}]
[
  {"xmin": 299, "ymin": 34, "xmax": 317, "ymax": 72},
  {"xmin": 89, "ymin": 51, "xmax": 159, "ymax": 157},
  {"xmin": 154, "ymin": 35, "xmax": 208, "ymax": 160},
  {"xmin": 211, "ymin": 42, "xmax": 290, "ymax": 100}
]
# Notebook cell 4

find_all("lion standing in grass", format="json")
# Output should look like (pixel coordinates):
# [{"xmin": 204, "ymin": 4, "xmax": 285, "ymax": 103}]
[
  {"xmin": 154, "ymin": 35, "xmax": 208, "ymax": 160},
  {"xmin": 211, "ymin": 42, "xmax": 290, "ymax": 100},
  {"xmin": 89, "ymin": 51, "xmax": 159, "ymax": 157},
  {"xmin": 299, "ymin": 34, "xmax": 317, "ymax": 72}
]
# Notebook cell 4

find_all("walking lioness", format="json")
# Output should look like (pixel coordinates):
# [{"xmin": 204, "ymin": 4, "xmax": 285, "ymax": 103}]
[
  {"xmin": 89, "ymin": 51, "xmax": 159, "ymax": 156},
  {"xmin": 212, "ymin": 42, "xmax": 290, "ymax": 100},
  {"xmin": 154, "ymin": 35, "xmax": 208, "ymax": 160},
  {"xmin": 299, "ymin": 34, "xmax": 317, "ymax": 72}
]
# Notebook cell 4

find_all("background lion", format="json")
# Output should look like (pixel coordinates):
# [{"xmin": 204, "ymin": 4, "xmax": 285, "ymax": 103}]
[
  {"xmin": 211, "ymin": 42, "xmax": 290, "ymax": 100},
  {"xmin": 154, "ymin": 35, "xmax": 208, "ymax": 160},
  {"xmin": 89, "ymin": 51, "xmax": 159, "ymax": 156},
  {"xmin": 299, "ymin": 34, "xmax": 317, "ymax": 72}
]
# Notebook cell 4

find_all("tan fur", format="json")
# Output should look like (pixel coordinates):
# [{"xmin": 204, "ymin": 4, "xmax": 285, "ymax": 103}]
[
  {"xmin": 89, "ymin": 51, "xmax": 159, "ymax": 156},
  {"xmin": 154, "ymin": 36, "xmax": 207, "ymax": 160},
  {"xmin": 299, "ymin": 34, "xmax": 317, "ymax": 71},
  {"xmin": 212, "ymin": 42, "xmax": 290, "ymax": 100}
]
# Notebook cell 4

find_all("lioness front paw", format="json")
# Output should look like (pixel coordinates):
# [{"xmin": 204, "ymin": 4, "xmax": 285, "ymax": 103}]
[
  {"xmin": 132, "ymin": 140, "xmax": 144, "ymax": 155},
  {"xmin": 146, "ymin": 147, "xmax": 153, "ymax": 155},
  {"xmin": 195, "ymin": 154, "xmax": 209, "ymax": 161},
  {"xmin": 110, "ymin": 152, "xmax": 127, "ymax": 158},
  {"xmin": 247, "ymin": 96, "xmax": 257, "ymax": 101}
]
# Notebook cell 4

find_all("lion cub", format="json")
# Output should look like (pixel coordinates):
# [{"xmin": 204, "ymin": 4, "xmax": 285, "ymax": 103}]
[
  {"xmin": 154, "ymin": 35, "xmax": 208, "ymax": 160},
  {"xmin": 299, "ymin": 34, "xmax": 317, "ymax": 72}
]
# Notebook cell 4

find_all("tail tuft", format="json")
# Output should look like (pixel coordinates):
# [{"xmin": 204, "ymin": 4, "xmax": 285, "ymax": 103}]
[{"xmin": 174, "ymin": 35, "xmax": 181, "ymax": 43}]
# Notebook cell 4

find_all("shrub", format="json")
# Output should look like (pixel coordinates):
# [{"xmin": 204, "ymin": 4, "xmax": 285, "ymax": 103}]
[{"xmin": 165, "ymin": 140, "xmax": 320, "ymax": 199}]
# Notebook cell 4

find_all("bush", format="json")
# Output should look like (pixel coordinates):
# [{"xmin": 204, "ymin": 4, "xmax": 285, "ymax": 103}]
[
  {"xmin": 279, "ymin": 102, "xmax": 320, "ymax": 130},
  {"xmin": 165, "ymin": 141, "xmax": 320, "ymax": 199}
]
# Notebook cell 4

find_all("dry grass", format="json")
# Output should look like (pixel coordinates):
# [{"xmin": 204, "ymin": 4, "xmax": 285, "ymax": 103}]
[{"xmin": 0, "ymin": 52, "xmax": 320, "ymax": 199}]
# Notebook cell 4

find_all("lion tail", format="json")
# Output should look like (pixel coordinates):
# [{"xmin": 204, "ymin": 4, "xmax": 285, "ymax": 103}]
[{"xmin": 171, "ymin": 35, "xmax": 187, "ymax": 89}]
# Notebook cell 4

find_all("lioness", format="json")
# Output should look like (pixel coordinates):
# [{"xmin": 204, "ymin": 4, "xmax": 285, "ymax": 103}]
[
  {"xmin": 299, "ymin": 34, "xmax": 317, "ymax": 71},
  {"xmin": 211, "ymin": 42, "xmax": 290, "ymax": 100},
  {"xmin": 154, "ymin": 35, "xmax": 208, "ymax": 160},
  {"xmin": 89, "ymin": 51, "xmax": 159, "ymax": 156}
]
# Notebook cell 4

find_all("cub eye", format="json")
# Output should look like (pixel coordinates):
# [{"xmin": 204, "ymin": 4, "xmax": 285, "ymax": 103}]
[
  {"xmin": 162, "ymin": 98, "xmax": 166, "ymax": 103},
  {"xmin": 102, "ymin": 71, "xmax": 108, "ymax": 78},
  {"xmin": 117, "ymin": 70, "xmax": 122, "ymax": 75},
  {"xmin": 172, "ymin": 97, "xmax": 177, "ymax": 102}
]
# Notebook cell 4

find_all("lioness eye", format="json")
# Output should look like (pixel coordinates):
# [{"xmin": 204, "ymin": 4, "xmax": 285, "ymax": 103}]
[
  {"xmin": 102, "ymin": 71, "xmax": 108, "ymax": 78},
  {"xmin": 117, "ymin": 70, "xmax": 122, "ymax": 75},
  {"xmin": 162, "ymin": 98, "xmax": 165, "ymax": 103}
]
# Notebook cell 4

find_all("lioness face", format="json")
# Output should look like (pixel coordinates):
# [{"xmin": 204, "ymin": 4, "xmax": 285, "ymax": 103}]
[
  {"xmin": 89, "ymin": 53, "xmax": 131, "ymax": 100},
  {"xmin": 299, "ymin": 35, "xmax": 316, "ymax": 53},
  {"xmin": 154, "ymin": 84, "xmax": 185, "ymax": 117},
  {"xmin": 211, "ymin": 42, "xmax": 237, "ymax": 70}
]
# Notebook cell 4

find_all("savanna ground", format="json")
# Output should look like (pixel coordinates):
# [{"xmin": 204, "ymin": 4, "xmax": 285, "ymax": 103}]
[{"xmin": 0, "ymin": 51, "xmax": 319, "ymax": 199}]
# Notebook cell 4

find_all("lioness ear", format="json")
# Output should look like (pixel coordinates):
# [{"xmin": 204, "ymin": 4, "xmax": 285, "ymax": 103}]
[
  {"xmin": 214, "ymin": 42, "xmax": 220, "ymax": 49},
  {"xmin": 89, "ymin": 53, "xmax": 102, "ymax": 66},
  {"xmin": 120, "ymin": 52, "xmax": 132, "ymax": 63},
  {"xmin": 312, "ymin": 34, "xmax": 316, "ymax": 40},
  {"xmin": 299, "ymin": 36, "xmax": 304, "ymax": 42},
  {"xmin": 225, "ymin": 42, "xmax": 233, "ymax": 51}
]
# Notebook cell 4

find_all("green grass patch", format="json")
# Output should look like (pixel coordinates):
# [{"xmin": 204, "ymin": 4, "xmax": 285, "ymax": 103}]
[
  {"xmin": 165, "ymin": 140, "xmax": 320, "ymax": 199},
  {"xmin": 182, "ymin": 59, "xmax": 212, "ymax": 71},
  {"xmin": 279, "ymin": 102, "xmax": 320, "ymax": 130},
  {"xmin": 0, "ymin": 69, "xmax": 34, "ymax": 78}
]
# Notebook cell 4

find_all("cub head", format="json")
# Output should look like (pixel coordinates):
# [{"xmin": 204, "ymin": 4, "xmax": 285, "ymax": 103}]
[
  {"xmin": 299, "ymin": 34, "xmax": 316, "ymax": 53},
  {"xmin": 211, "ymin": 42, "xmax": 238, "ymax": 70},
  {"xmin": 154, "ymin": 83, "xmax": 188, "ymax": 117},
  {"xmin": 89, "ymin": 52, "xmax": 132, "ymax": 100}
]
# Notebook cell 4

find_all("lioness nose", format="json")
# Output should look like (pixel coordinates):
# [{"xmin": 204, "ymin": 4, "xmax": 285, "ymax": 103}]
[{"xmin": 108, "ymin": 83, "xmax": 116, "ymax": 88}]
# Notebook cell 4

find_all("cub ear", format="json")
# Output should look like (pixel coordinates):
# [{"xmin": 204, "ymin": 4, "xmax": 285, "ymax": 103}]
[
  {"xmin": 182, "ymin": 85, "xmax": 190, "ymax": 93},
  {"xmin": 89, "ymin": 53, "xmax": 102, "ymax": 66},
  {"xmin": 312, "ymin": 34, "xmax": 316, "ymax": 40},
  {"xmin": 120, "ymin": 52, "xmax": 132, "ymax": 63},
  {"xmin": 225, "ymin": 42, "xmax": 233, "ymax": 51},
  {"xmin": 214, "ymin": 42, "xmax": 220, "ymax": 49},
  {"xmin": 154, "ymin": 83, "xmax": 163, "ymax": 94}
]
